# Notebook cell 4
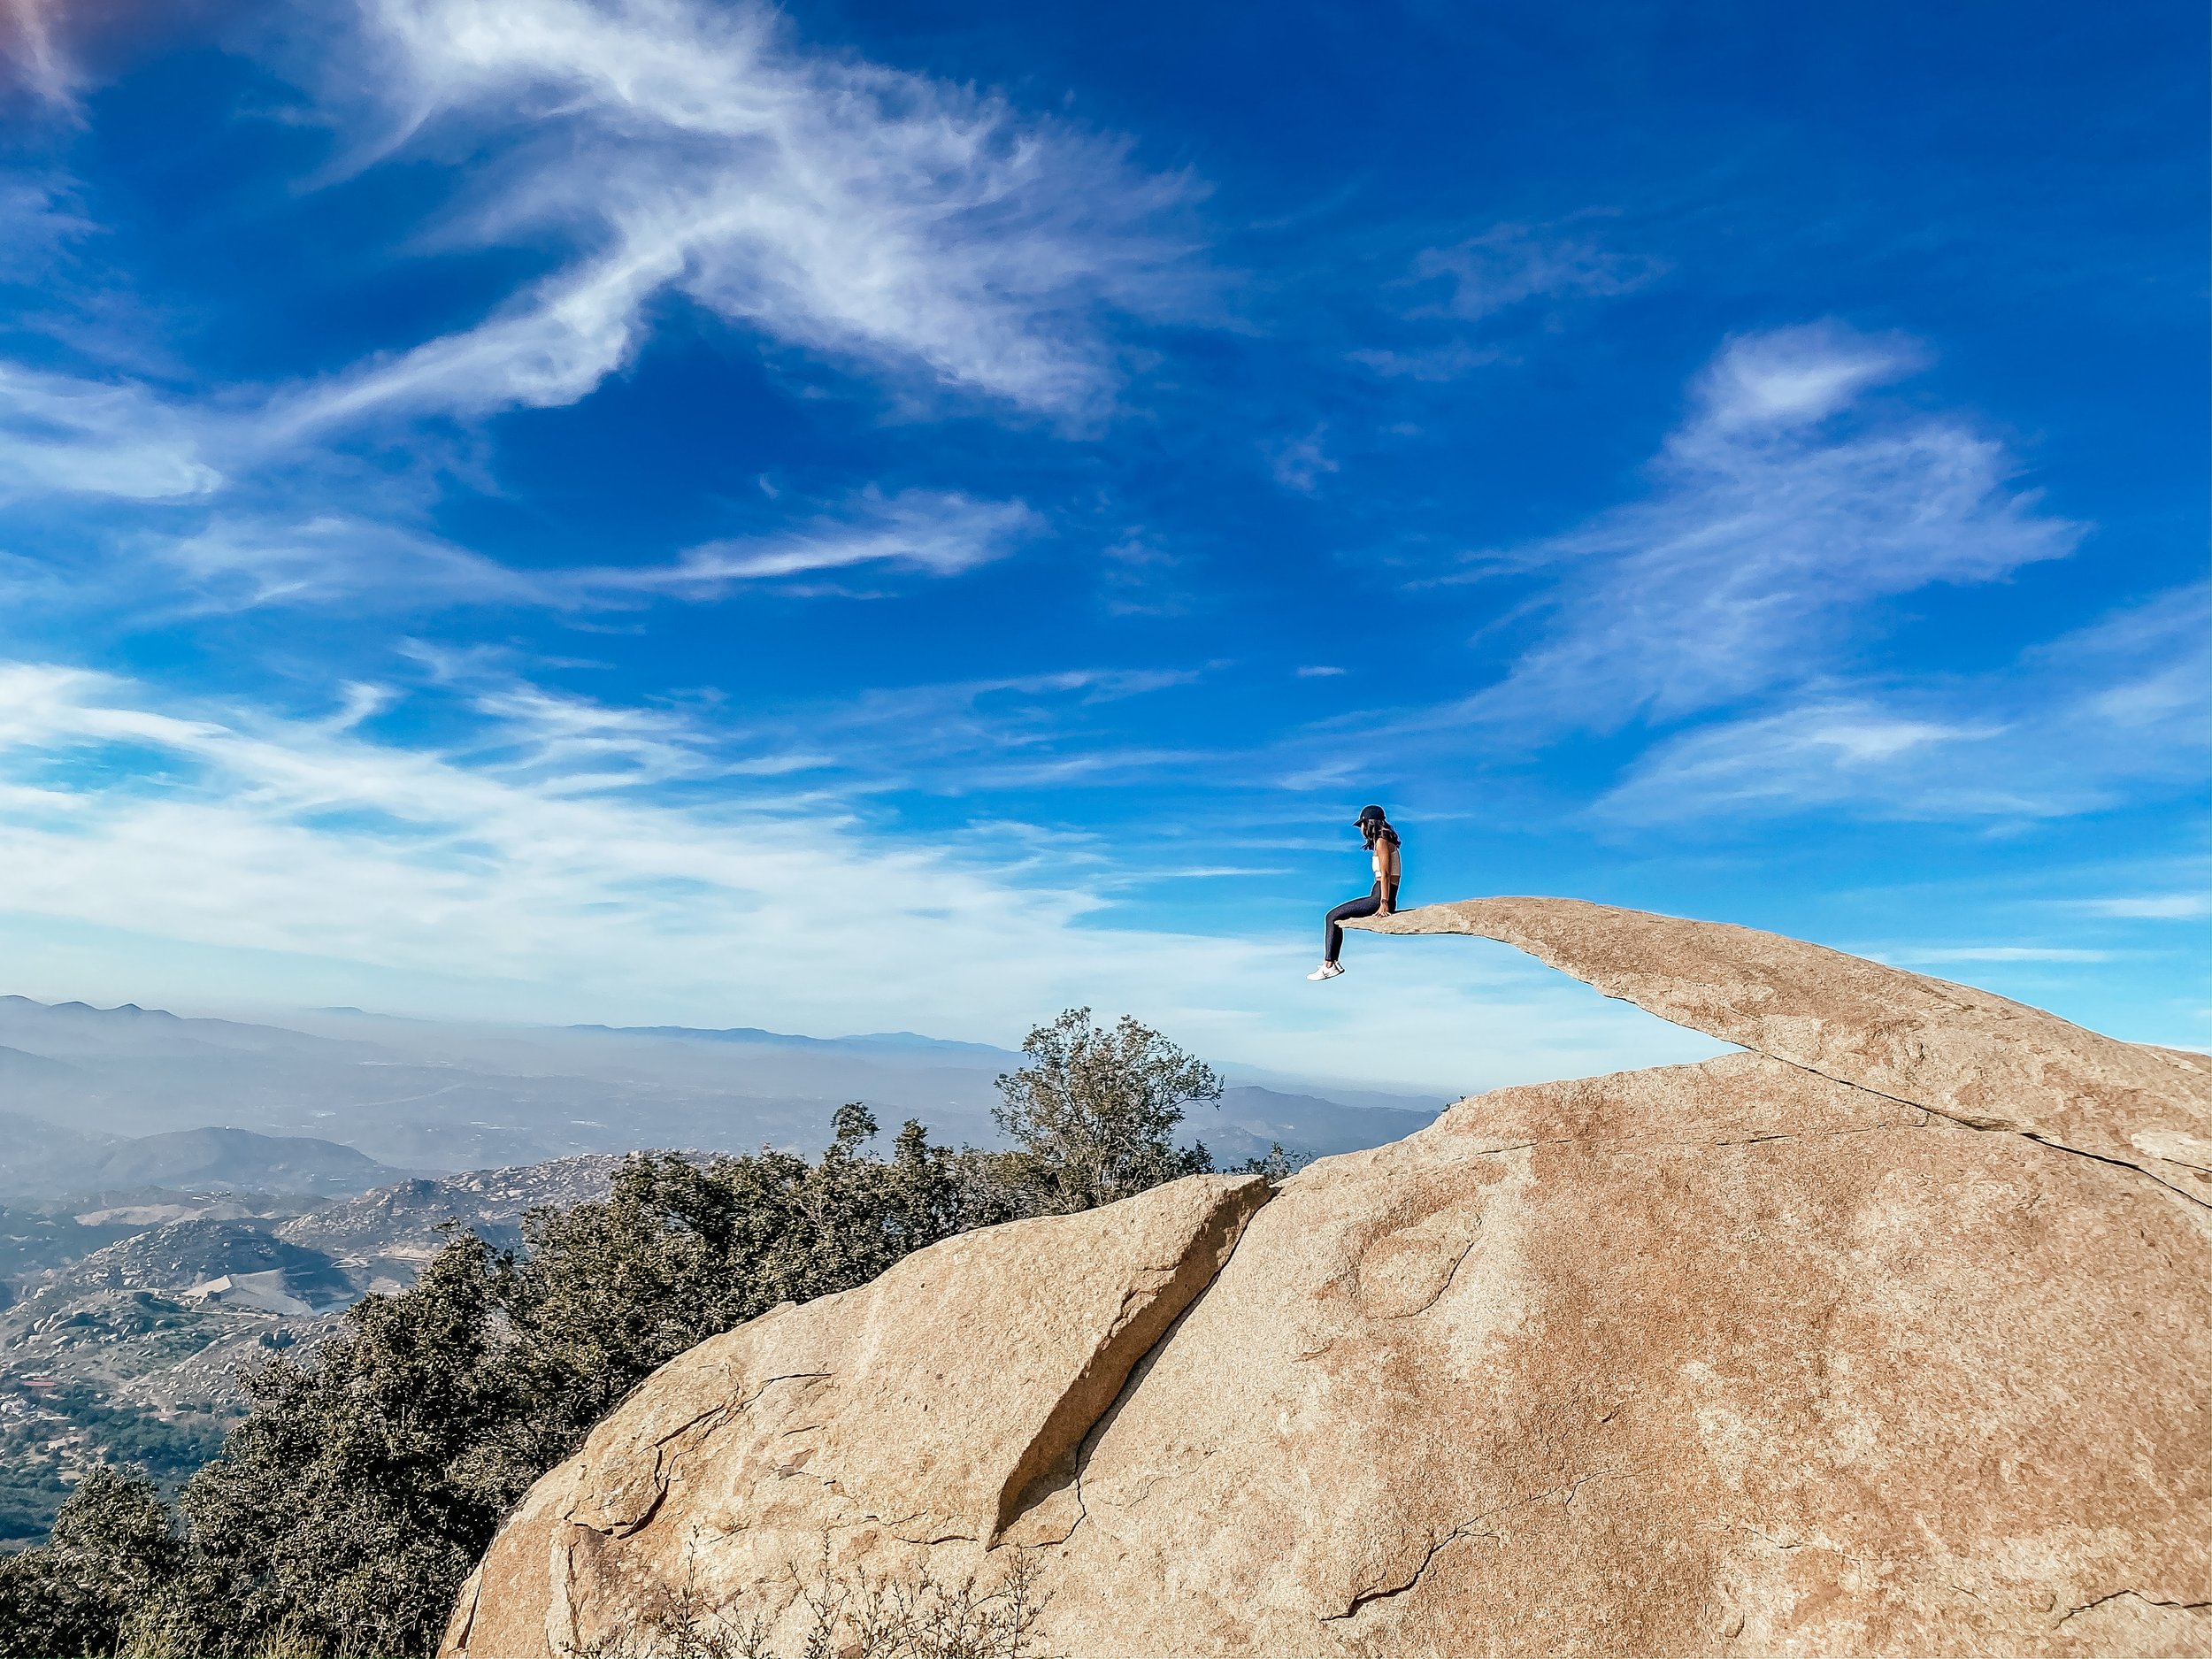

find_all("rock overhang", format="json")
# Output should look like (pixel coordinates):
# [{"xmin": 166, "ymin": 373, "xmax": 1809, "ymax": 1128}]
[
  {"xmin": 445, "ymin": 898, "xmax": 2212, "ymax": 1659},
  {"xmin": 1349, "ymin": 895, "xmax": 2212, "ymax": 1210}
]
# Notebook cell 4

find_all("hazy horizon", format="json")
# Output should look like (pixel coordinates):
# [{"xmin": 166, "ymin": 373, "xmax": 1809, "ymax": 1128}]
[{"xmin": 3, "ymin": 910, "xmax": 1749, "ymax": 1096}]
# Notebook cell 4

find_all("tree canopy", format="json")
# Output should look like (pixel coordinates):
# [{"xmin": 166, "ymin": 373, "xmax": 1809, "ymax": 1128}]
[{"xmin": 992, "ymin": 1007, "xmax": 1222, "ymax": 1210}]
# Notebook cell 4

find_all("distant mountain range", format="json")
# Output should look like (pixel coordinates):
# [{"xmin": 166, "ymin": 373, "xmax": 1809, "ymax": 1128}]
[
  {"xmin": 0, "ymin": 995, "xmax": 1448, "ymax": 1192},
  {"xmin": 572, "ymin": 1024, "xmax": 1016, "ymax": 1061},
  {"xmin": 0, "ymin": 1116, "xmax": 402, "ymax": 1200}
]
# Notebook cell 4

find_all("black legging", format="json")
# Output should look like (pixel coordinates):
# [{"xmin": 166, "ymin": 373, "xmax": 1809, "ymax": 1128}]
[{"xmin": 1325, "ymin": 880, "xmax": 1399, "ymax": 964}]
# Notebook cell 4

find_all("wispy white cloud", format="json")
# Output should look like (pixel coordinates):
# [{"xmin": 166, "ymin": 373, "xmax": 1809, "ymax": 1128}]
[
  {"xmin": 2061, "ymin": 893, "xmax": 2212, "ymax": 921},
  {"xmin": 1597, "ymin": 583, "xmax": 2209, "ymax": 824},
  {"xmin": 0, "ymin": 173, "xmax": 93, "ymax": 278},
  {"xmin": 1348, "ymin": 218, "xmax": 1660, "ymax": 381},
  {"xmin": 150, "ymin": 514, "xmax": 532, "ymax": 611},
  {"xmin": 1595, "ymin": 700, "xmax": 2013, "ymax": 820},
  {"xmin": 21, "ymin": 488, "xmax": 1034, "ymax": 619},
  {"xmin": 571, "ymin": 490, "xmax": 1041, "ymax": 596},
  {"xmin": 273, "ymin": 0, "xmax": 1202, "ymax": 432},
  {"xmin": 447, "ymin": 679, "xmax": 807, "ymax": 791},
  {"xmin": 1291, "ymin": 326, "xmax": 2184, "ymax": 840},
  {"xmin": 272, "ymin": 244, "xmax": 674, "ymax": 432},
  {"xmin": 0, "ymin": 0, "xmax": 77, "ymax": 108},
  {"xmin": 1266, "ymin": 425, "xmax": 1338, "ymax": 494},
  {"xmin": 0, "ymin": 660, "xmax": 1133, "ymax": 1015},
  {"xmin": 0, "ymin": 364, "xmax": 220, "ymax": 500},
  {"xmin": 1407, "ymin": 219, "xmax": 1663, "ymax": 321},
  {"xmin": 1891, "ymin": 946, "xmax": 2114, "ymax": 964},
  {"xmin": 318, "ymin": 649, "xmax": 1207, "ymax": 806},
  {"xmin": 1467, "ymin": 321, "xmax": 2082, "ymax": 732},
  {"xmin": 1094, "ymin": 533, "xmax": 1202, "ymax": 618},
  {"xmin": 1345, "ymin": 340, "xmax": 1500, "ymax": 382},
  {"xmin": 0, "ymin": 0, "xmax": 1198, "ymax": 614},
  {"xmin": 707, "ymin": 664, "xmax": 1210, "ymax": 797}
]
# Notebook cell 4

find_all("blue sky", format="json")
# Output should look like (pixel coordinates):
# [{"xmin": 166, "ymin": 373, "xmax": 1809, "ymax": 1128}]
[{"xmin": 0, "ymin": 0, "xmax": 2202, "ymax": 1093}]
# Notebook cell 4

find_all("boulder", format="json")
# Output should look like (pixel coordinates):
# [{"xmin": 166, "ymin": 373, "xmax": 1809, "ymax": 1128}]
[
  {"xmin": 441, "ymin": 1171, "xmax": 1272, "ymax": 1658},
  {"xmin": 445, "ymin": 901, "xmax": 2211, "ymax": 1659}
]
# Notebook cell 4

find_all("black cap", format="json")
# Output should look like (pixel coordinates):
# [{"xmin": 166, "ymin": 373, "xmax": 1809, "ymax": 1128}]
[{"xmin": 1356, "ymin": 804, "xmax": 1386, "ymax": 824}]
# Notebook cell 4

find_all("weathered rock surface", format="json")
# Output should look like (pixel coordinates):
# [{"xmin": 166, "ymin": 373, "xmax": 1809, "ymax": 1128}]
[
  {"xmin": 1355, "ymin": 896, "xmax": 2212, "ymax": 1203},
  {"xmin": 447, "ymin": 901, "xmax": 2212, "ymax": 1659},
  {"xmin": 442, "ymin": 1171, "xmax": 1271, "ymax": 1659}
]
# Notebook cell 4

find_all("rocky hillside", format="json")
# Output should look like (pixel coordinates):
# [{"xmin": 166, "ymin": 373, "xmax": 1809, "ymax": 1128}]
[
  {"xmin": 444, "ymin": 898, "xmax": 2212, "ymax": 1659},
  {"xmin": 271, "ymin": 1156, "xmax": 633, "ymax": 1295},
  {"xmin": 0, "ymin": 1156, "xmax": 627, "ymax": 1548},
  {"xmin": 0, "ymin": 1115, "xmax": 406, "ymax": 1201}
]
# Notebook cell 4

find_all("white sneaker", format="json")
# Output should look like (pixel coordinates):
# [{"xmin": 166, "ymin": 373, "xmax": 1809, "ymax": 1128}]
[{"xmin": 1307, "ymin": 962, "xmax": 1345, "ymax": 981}]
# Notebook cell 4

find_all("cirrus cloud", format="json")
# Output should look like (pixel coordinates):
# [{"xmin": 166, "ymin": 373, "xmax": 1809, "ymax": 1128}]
[
  {"xmin": 274, "ymin": 0, "xmax": 1205, "ymax": 434},
  {"xmin": 0, "ymin": 364, "xmax": 220, "ymax": 501},
  {"xmin": 1467, "ymin": 321, "xmax": 2084, "ymax": 732},
  {"xmin": 1595, "ymin": 583, "xmax": 2209, "ymax": 825}
]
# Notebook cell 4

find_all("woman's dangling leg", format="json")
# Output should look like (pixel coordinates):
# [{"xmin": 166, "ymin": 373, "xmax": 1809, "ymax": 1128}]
[{"xmin": 1324, "ymin": 883, "xmax": 1384, "ymax": 963}]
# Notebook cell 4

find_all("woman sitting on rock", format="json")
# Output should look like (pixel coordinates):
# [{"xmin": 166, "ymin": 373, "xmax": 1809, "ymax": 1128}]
[{"xmin": 1309, "ymin": 804, "xmax": 1401, "ymax": 981}]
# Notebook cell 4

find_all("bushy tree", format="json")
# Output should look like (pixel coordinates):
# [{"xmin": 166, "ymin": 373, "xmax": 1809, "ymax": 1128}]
[
  {"xmin": 992, "ymin": 1008, "xmax": 1221, "ymax": 1210},
  {"xmin": 133, "ymin": 1234, "xmax": 520, "ymax": 1656},
  {"xmin": 0, "ymin": 1466, "xmax": 179, "ymax": 1659}
]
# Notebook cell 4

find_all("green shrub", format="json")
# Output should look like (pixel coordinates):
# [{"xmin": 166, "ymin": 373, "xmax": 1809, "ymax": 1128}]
[{"xmin": 0, "ymin": 1466, "xmax": 179, "ymax": 1658}]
